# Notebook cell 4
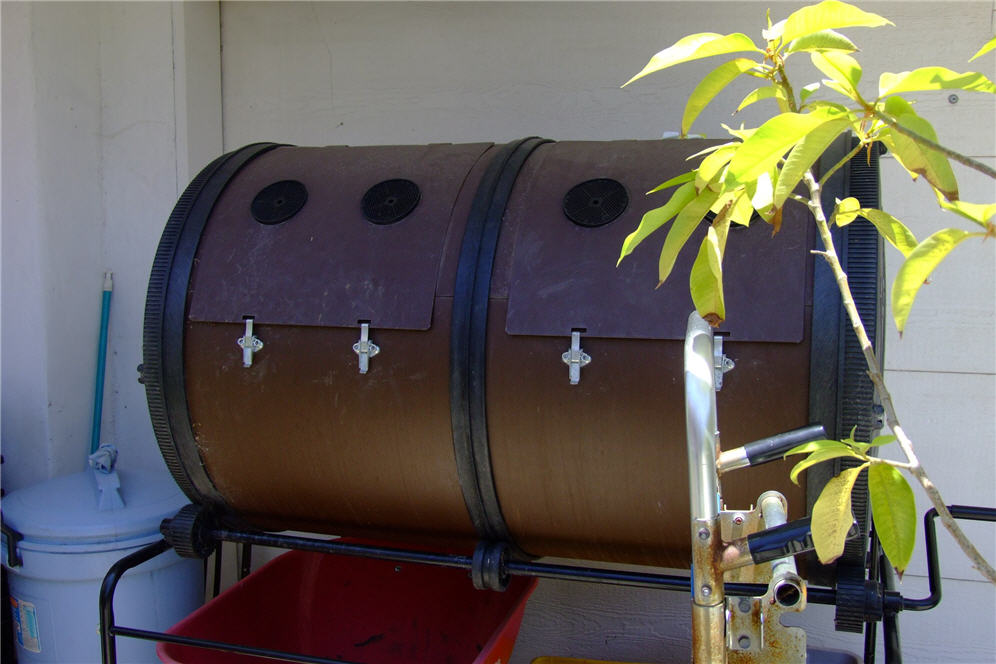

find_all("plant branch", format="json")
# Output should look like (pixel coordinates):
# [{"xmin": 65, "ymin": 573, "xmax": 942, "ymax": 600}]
[
  {"xmin": 819, "ymin": 140, "xmax": 866, "ymax": 187},
  {"xmin": 802, "ymin": 170, "xmax": 996, "ymax": 584},
  {"xmin": 870, "ymin": 107, "xmax": 996, "ymax": 180}
]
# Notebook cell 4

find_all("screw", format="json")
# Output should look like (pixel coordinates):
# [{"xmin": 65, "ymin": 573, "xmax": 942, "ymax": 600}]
[
  {"xmin": 733, "ymin": 514, "xmax": 744, "ymax": 526},
  {"xmin": 738, "ymin": 598, "xmax": 752, "ymax": 613},
  {"xmin": 701, "ymin": 584, "xmax": 712, "ymax": 597},
  {"xmin": 738, "ymin": 635, "xmax": 752, "ymax": 649},
  {"xmin": 698, "ymin": 528, "xmax": 711, "ymax": 541},
  {"xmin": 948, "ymin": 94, "xmax": 959, "ymax": 104},
  {"xmin": 394, "ymin": 566, "xmax": 401, "ymax": 572}
]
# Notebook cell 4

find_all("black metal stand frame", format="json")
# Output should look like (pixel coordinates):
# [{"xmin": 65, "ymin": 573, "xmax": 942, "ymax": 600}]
[{"xmin": 97, "ymin": 505, "xmax": 994, "ymax": 664}]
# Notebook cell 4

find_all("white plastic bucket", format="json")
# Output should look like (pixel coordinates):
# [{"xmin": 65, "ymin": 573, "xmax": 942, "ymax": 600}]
[{"xmin": 2, "ymin": 469, "xmax": 203, "ymax": 663}]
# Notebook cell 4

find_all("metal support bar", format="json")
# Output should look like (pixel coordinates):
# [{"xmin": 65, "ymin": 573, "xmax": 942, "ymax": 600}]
[{"xmin": 100, "ymin": 539, "xmax": 171, "ymax": 664}]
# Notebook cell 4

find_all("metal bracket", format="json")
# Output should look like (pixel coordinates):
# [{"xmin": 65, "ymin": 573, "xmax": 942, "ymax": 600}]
[
  {"xmin": 352, "ymin": 322, "xmax": 380, "ymax": 374},
  {"xmin": 561, "ymin": 330, "xmax": 591, "ymax": 385},
  {"xmin": 236, "ymin": 318, "xmax": 263, "ymax": 367},
  {"xmin": 713, "ymin": 335, "xmax": 735, "ymax": 390}
]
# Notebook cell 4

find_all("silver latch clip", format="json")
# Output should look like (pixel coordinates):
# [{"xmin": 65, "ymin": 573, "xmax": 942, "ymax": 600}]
[
  {"xmin": 352, "ymin": 322, "xmax": 380, "ymax": 374},
  {"xmin": 237, "ymin": 317, "xmax": 263, "ymax": 367},
  {"xmin": 561, "ymin": 330, "xmax": 591, "ymax": 385},
  {"xmin": 713, "ymin": 335, "xmax": 735, "ymax": 390}
]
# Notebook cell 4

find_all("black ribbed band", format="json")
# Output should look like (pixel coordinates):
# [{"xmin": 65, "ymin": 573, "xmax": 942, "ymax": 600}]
[
  {"xmin": 143, "ymin": 143, "xmax": 282, "ymax": 508},
  {"xmin": 450, "ymin": 137, "xmax": 550, "ymax": 550}
]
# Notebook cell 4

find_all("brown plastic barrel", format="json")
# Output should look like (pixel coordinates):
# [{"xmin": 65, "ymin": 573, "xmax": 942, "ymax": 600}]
[{"xmin": 144, "ymin": 138, "xmax": 870, "ymax": 568}]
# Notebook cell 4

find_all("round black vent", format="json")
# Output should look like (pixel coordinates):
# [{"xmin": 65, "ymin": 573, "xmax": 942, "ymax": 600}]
[
  {"xmin": 362, "ymin": 179, "xmax": 421, "ymax": 225},
  {"xmin": 251, "ymin": 180, "xmax": 308, "ymax": 225},
  {"xmin": 563, "ymin": 178, "xmax": 628, "ymax": 227}
]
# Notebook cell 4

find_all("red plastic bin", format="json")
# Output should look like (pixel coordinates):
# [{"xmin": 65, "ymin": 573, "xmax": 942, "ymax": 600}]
[{"xmin": 157, "ymin": 547, "xmax": 537, "ymax": 664}]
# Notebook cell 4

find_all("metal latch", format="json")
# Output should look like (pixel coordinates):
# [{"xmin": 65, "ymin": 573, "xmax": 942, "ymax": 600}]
[
  {"xmin": 237, "ymin": 317, "xmax": 264, "ymax": 367},
  {"xmin": 561, "ymin": 330, "xmax": 591, "ymax": 385},
  {"xmin": 352, "ymin": 322, "xmax": 380, "ymax": 374},
  {"xmin": 713, "ymin": 335, "xmax": 735, "ymax": 390}
]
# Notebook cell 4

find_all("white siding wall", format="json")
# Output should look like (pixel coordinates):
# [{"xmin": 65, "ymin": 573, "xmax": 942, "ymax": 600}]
[{"xmin": 2, "ymin": 2, "xmax": 993, "ymax": 662}]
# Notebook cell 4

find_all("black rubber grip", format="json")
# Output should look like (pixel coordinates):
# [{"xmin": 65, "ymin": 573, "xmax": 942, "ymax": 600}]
[{"xmin": 743, "ymin": 424, "xmax": 827, "ymax": 467}]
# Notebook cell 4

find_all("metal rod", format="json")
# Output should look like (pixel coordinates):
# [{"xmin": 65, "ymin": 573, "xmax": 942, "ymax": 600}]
[
  {"xmin": 112, "ymin": 627, "xmax": 358, "ymax": 664},
  {"xmin": 100, "ymin": 539, "xmax": 171, "ymax": 664},
  {"xmin": 212, "ymin": 526, "xmax": 841, "ymax": 602},
  {"xmin": 90, "ymin": 271, "xmax": 113, "ymax": 456},
  {"xmin": 239, "ymin": 542, "xmax": 253, "ymax": 580}
]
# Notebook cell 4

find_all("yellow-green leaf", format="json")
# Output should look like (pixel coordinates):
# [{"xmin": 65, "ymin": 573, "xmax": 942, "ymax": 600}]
[
  {"xmin": 879, "ymin": 107, "xmax": 959, "ymax": 201},
  {"xmin": 855, "ymin": 209, "xmax": 919, "ymax": 257},
  {"xmin": 934, "ymin": 190, "xmax": 996, "ymax": 228},
  {"xmin": 726, "ymin": 108, "xmax": 846, "ymax": 186},
  {"xmin": 785, "ymin": 29, "xmax": 858, "ymax": 55},
  {"xmin": 736, "ymin": 86, "xmax": 786, "ymax": 114},
  {"xmin": 811, "ymin": 51, "xmax": 863, "ymax": 99},
  {"xmin": 812, "ymin": 464, "xmax": 869, "ymax": 564},
  {"xmin": 647, "ymin": 170, "xmax": 697, "ymax": 195},
  {"xmin": 689, "ymin": 223, "xmax": 728, "ymax": 326},
  {"xmin": 781, "ymin": 1, "xmax": 892, "ymax": 45},
  {"xmin": 785, "ymin": 439, "xmax": 853, "ymax": 457},
  {"xmin": 790, "ymin": 446, "xmax": 863, "ymax": 485},
  {"xmin": 772, "ymin": 116, "xmax": 851, "ymax": 208},
  {"xmin": 879, "ymin": 67, "xmax": 996, "ymax": 97},
  {"xmin": 868, "ymin": 463, "xmax": 916, "ymax": 575},
  {"xmin": 696, "ymin": 146, "xmax": 737, "ymax": 192},
  {"xmin": 892, "ymin": 228, "xmax": 974, "ymax": 334},
  {"xmin": 800, "ymin": 82, "xmax": 822, "ymax": 106},
  {"xmin": 831, "ymin": 197, "xmax": 861, "ymax": 226},
  {"xmin": 658, "ymin": 186, "xmax": 721, "ymax": 284},
  {"xmin": 969, "ymin": 35, "xmax": 996, "ymax": 62},
  {"xmin": 624, "ymin": 32, "xmax": 762, "ymax": 86},
  {"xmin": 852, "ymin": 434, "xmax": 896, "ymax": 455},
  {"xmin": 728, "ymin": 190, "xmax": 754, "ymax": 226},
  {"xmin": 618, "ymin": 181, "xmax": 697, "ymax": 265},
  {"xmin": 683, "ymin": 59, "xmax": 762, "ymax": 137}
]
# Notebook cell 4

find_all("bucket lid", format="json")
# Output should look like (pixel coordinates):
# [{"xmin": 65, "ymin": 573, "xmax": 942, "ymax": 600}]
[{"xmin": 1, "ymin": 469, "xmax": 186, "ymax": 548}]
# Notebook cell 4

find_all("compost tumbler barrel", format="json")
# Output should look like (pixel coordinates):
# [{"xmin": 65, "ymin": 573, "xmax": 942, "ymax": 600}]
[{"xmin": 143, "ymin": 138, "xmax": 880, "ymax": 568}]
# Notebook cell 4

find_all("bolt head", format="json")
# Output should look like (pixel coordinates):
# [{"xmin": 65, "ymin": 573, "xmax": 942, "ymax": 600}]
[
  {"xmin": 738, "ymin": 598, "xmax": 752, "ymax": 613},
  {"xmin": 948, "ymin": 93, "xmax": 959, "ymax": 104},
  {"xmin": 700, "ymin": 584, "xmax": 712, "ymax": 597},
  {"xmin": 738, "ymin": 635, "xmax": 751, "ymax": 649},
  {"xmin": 733, "ymin": 514, "xmax": 744, "ymax": 525},
  {"xmin": 697, "ymin": 528, "xmax": 711, "ymax": 541}
]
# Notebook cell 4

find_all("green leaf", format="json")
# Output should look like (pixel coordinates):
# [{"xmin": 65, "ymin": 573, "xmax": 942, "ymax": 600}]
[
  {"xmin": 811, "ymin": 51, "xmax": 863, "ymax": 99},
  {"xmin": 772, "ymin": 116, "xmax": 851, "ymax": 209},
  {"xmin": 658, "ymin": 186, "xmax": 721, "ymax": 284},
  {"xmin": 780, "ymin": 1, "xmax": 893, "ymax": 45},
  {"xmin": 812, "ymin": 464, "xmax": 869, "ymax": 564},
  {"xmin": 879, "ymin": 103, "xmax": 959, "ymax": 201},
  {"xmin": 695, "ymin": 146, "xmax": 737, "ymax": 192},
  {"xmin": 736, "ymin": 86, "xmax": 785, "ymax": 113},
  {"xmin": 785, "ymin": 439, "xmax": 853, "ymax": 457},
  {"xmin": 647, "ymin": 170, "xmax": 697, "ymax": 195},
  {"xmin": 868, "ymin": 463, "xmax": 916, "ymax": 575},
  {"xmin": 933, "ymin": 190, "xmax": 996, "ymax": 227},
  {"xmin": 800, "ymin": 82, "xmax": 822, "ymax": 105},
  {"xmin": 682, "ymin": 59, "xmax": 762, "ymax": 137},
  {"xmin": 689, "ymin": 223, "xmax": 728, "ymax": 326},
  {"xmin": 725, "ymin": 108, "xmax": 846, "ymax": 187},
  {"xmin": 854, "ymin": 209, "xmax": 919, "ymax": 257},
  {"xmin": 879, "ymin": 67, "xmax": 996, "ymax": 97},
  {"xmin": 969, "ymin": 36, "xmax": 996, "ymax": 62},
  {"xmin": 831, "ymin": 196, "xmax": 861, "ymax": 226},
  {"xmin": 785, "ymin": 29, "xmax": 858, "ymax": 55},
  {"xmin": 728, "ymin": 190, "xmax": 754, "ymax": 226},
  {"xmin": 618, "ymin": 181, "xmax": 697, "ymax": 265},
  {"xmin": 722, "ymin": 123, "xmax": 757, "ymax": 142},
  {"xmin": 790, "ymin": 446, "xmax": 863, "ymax": 485},
  {"xmin": 624, "ymin": 32, "xmax": 762, "ymax": 86},
  {"xmin": 852, "ymin": 434, "xmax": 897, "ymax": 454},
  {"xmin": 892, "ymin": 228, "xmax": 974, "ymax": 334}
]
